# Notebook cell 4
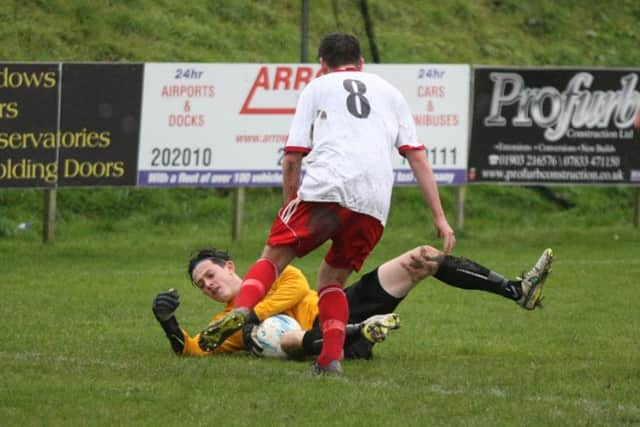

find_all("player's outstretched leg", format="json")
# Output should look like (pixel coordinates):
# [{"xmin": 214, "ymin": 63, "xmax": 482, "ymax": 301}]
[
  {"xmin": 358, "ymin": 313, "xmax": 401, "ymax": 343},
  {"xmin": 517, "ymin": 248, "xmax": 554, "ymax": 310},
  {"xmin": 198, "ymin": 307, "xmax": 251, "ymax": 351}
]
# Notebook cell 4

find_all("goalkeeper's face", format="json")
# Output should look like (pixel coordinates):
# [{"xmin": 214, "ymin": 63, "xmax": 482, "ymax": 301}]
[{"xmin": 191, "ymin": 259, "xmax": 242, "ymax": 303}]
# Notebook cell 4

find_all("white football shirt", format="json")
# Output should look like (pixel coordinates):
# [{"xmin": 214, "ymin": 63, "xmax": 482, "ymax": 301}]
[{"xmin": 285, "ymin": 69, "xmax": 423, "ymax": 225}]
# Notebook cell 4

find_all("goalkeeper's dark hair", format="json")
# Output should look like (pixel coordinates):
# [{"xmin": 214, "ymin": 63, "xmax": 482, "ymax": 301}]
[
  {"xmin": 317, "ymin": 32, "xmax": 361, "ymax": 69},
  {"xmin": 187, "ymin": 248, "xmax": 232, "ymax": 284}
]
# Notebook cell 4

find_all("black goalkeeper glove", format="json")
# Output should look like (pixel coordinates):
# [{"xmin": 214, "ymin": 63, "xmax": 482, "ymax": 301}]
[
  {"xmin": 242, "ymin": 323, "xmax": 264, "ymax": 357},
  {"xmin": 152, "ymin": 288, "xmax": 180, "ymax": 322}
]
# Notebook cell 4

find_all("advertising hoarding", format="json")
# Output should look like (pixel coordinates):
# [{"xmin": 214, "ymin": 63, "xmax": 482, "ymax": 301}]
[{"xmin": 469, "ymin": 67, "xmax": 640, "ymax": 185}]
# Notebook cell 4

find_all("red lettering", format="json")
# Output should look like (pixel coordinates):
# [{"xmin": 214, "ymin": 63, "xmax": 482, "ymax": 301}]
[
  {"xmin": 273, "ymin": 67, "xmax": 292, "ymax": 90},
  {"xmin": 240, "ymin": 65, "xmax": 322, "ymax": 114},
  {"xmin": 417, "ymin": 86, "xmax": 446, "ymax": 98},
  {"xmin": 294, "ymin": 67, "xmax": 313, "ymax": 90},
  {"xmin": 168, "ymin": 114, "xmax": 205, "ymax": 127},
  {"xmin": 253, "ymin": 66, "xmax": 270, "ymax": 90},
  {"xmin": 413, "ymin": 114, "xmax": 459, "ymax": 127}
]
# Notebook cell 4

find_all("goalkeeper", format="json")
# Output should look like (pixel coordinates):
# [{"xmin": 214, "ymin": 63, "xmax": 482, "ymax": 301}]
[{"xmin": 152, "ymin": 245, "xmax": 553, "ymax": 360}]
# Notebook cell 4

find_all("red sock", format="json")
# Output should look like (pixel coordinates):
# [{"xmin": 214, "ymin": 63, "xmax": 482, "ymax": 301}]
[
  {"xmin": 234, "ymin": 258, "xmax": 278, "ymax": 309},
  {"xmin": 317, "ymin": 284, "xmax": 348, "ymax": 367}
]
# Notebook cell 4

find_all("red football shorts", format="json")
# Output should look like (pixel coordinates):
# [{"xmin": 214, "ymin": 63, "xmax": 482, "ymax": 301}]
[{"xmin": 267, "ymin": 199, "xmax": 383, "ymax": 271}]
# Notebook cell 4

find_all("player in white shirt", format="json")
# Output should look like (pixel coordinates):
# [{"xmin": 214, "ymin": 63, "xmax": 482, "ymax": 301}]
[
  {"xmin": 286, "ymin": 67, "xmax": 418, "ymax": 224},
  {"xmin": 198, "ymin": 32, "xmax": 455, "ymax": 375}
]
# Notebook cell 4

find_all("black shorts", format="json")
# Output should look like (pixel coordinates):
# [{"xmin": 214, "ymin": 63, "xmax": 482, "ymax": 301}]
[
  {"xmin": 303, "ymin": 268, "xmax": 404, "ymax": 360},
  {"xmin": 345, "ymin": 267, "xmax": 404, "ymax": 324},
  {"xmin": 342, "ymin": 268, "xmax": 404, "ymax": 359}
]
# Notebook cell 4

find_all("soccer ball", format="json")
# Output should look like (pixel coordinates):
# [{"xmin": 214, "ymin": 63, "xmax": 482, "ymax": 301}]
[{"xmin": 253, "ymin": 314, "xmax": 302, "ymax": 359}]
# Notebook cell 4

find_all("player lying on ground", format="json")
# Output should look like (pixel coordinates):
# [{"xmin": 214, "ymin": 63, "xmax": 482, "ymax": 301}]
[{"xmin": 152, "ymin": 246, "xmax": 554, "ymax": 361}]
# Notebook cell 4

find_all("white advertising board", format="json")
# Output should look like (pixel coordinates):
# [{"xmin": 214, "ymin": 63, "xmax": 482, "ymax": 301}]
[{"xmin": 137, "ymin": 63, "xmax": 469, "ymax": 187}]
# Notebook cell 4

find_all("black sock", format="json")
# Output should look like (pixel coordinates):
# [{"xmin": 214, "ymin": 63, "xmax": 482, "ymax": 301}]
[
  {"xmin": 302, "ymin": 328, "xmax": 323, "ymax": 356},
  {"xmin": 434, "ymin": 255, "xmax": 521, "ymax": 300},
  {"xmin": 158, "ymin": 316, "xmax": 185, "ymax": 354},
  {"xmin": 301, "ymin": 324, "xmax": 369, "ymax": 357}
]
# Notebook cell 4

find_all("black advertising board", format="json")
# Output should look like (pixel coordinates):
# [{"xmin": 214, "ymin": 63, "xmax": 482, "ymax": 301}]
[
  {"xmin": 58, "ymin": 63, "xmax": 143, "ymax": 186},
  {"xmin": 0, "ymin": 63, "xmax": 60, "ymax": 188},
  {"xmin": 469, "ymin": 67, "xmax": 640, "ymax": 185}
]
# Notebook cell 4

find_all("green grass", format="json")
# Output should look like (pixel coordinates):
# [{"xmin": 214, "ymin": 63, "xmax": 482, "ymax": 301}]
[
  {"xmin": 1, "ymin": 219, "xmax": 639, "ymax": 426},
  {"xmin": 2, "ymin": 1, "xmax": 640, "ymax": 425},
  {"xmin": 1, "ymin": 0, "xmax": 640, "ymax": 65}
]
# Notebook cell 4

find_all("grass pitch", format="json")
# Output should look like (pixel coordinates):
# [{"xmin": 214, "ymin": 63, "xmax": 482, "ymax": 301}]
[
  {"xmin": 1, "ymin": 213, "xmax": 638, "ymax": 426},
  {"xmin": 2, "ymin": 0, "xmax": 639, "ymax": 424}
]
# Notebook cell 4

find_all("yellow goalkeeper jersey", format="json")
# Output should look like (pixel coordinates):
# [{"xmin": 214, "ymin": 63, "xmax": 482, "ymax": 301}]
[{"xmin": 181, "ymin": 265, "xmax": 319, "ymax": 356}]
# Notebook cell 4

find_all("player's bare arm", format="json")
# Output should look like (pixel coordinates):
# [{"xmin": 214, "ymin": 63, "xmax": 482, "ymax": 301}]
[
  {"xmin": 282, "ymin": 152, "xmax": 303, "ymax": 204},
  {"xmin": 404, "ymin": 149, "xmax": 456, "ymax": 254}
]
